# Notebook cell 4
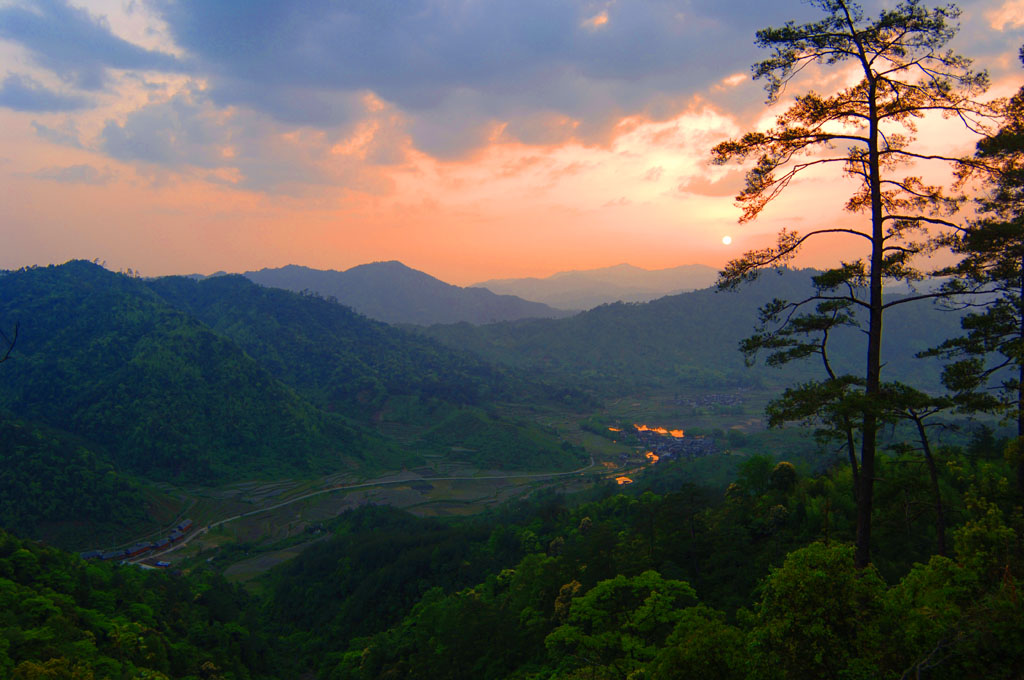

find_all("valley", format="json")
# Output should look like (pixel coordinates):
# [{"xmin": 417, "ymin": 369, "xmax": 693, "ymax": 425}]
[
  {"xmin": 3, "ymin": 2, "xmax": 1023, "ymax": 677},
  {"xmin": 0, "ymin": 250, "xmax": 1015, "ymax": 680},
  {"xmin": 91, "ymin": 387, "xmax": 778, "ymax": 582},
  {"xmin": 1, "ymin": 257, "xmax": 1016, "ymax": 679},
  {"xmin": 132, "ymin": 458, "xmax": 599, "ymax": 578}
]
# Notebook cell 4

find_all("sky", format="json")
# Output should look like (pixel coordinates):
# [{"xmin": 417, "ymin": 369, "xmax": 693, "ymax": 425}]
[{"xmin": 0, "ymin": 0, "xmax": 1022, "ymax": 285}]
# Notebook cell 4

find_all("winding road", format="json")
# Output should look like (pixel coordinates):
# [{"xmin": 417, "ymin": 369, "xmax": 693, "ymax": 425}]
[{"xmin": 142, "ymin": 456, "xmax": 597, "ymax": 560}]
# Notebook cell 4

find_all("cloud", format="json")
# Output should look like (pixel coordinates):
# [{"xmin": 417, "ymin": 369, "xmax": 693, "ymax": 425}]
[
  {"xmin": 100, "ymin": 87, "xmax": 400, "ymax": 194},
  {"xmin": 31, "ymin": 120, "xmax": 84, "ymax": 148},
  {"xmin": 0, "ymin": 0, "xmax": 183, "ymax": 90},
  {"xmin": 145, "ymin": 0, "xmax": 778, "ymax": 154},
  {"xmin": 643, "ymin": 166, "xmax": 664, "ymax": 182},
  {"xmin": 7, "ymin": 0, "xmax": 1008, "ymax": 193},
  {"xmin": 677, "ymin": 168, "xmax": 747, "ymax": 198},
  {"xmin": 0, "ymin": 73, "xmax": 89, "ymax": 112},
  {"xmin": 101, "ymin": 90, "xmax": 230, "ymax": 168},
  {"xmin": 715, "ymin": 73, "xmax": 748, "ymax": 91},
  {"xmin": 30, "ymin": 163, "xmax": 112, "ymax": 185},
  {"xmin": 986, "ymin": 0, "xmax": 1024, "ymax": 29},
  {"xmin": 582, "ymin": 10, "xmax": 610, "ymax": 30}
]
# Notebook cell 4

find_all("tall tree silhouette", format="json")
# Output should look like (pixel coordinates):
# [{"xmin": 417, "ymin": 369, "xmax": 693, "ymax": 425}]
[{"xmin": 712, "ymin": 0, "xmax": 995, "ymax": 567}]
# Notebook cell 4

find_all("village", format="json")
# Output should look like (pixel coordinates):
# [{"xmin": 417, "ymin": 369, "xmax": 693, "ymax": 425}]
[{"xmin": 611, "ymin": 423, "xmax": 718, "ymax": 470}]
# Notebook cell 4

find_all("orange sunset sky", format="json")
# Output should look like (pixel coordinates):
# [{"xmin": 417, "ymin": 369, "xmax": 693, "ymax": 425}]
[{"xmin": 1, "ymin": 0, "xmax": 1023, "ymax": 285}]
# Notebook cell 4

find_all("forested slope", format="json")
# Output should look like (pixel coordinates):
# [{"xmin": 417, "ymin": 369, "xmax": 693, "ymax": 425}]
[
  {"xmin": 0, "ymin": 418, "xmax": 146, "ymax": 546},
  {"xmin": 146, "ymin": 274, "xmax": 510, "ymax": 419},
  {"xmin": 247, "ymin": 430, "xmax": 1023, "ymax": 679},
  {"xmin": 0, "ymin": 261, "xmax": 392, "ymax": 481},
  {"xmin": 1, "ymin": 426, "xmax": 1020, "ymax": 679},
  {"xmin": 422, "ymin": 269, "xmax": 964, "ymax": 392},
  {"xmin": 0, "ymin": 260, "xmax": 588, "ymax": 496},
  {"xmin": 0, "ymin": 529, "xmax": 279, "ymax": 678}
]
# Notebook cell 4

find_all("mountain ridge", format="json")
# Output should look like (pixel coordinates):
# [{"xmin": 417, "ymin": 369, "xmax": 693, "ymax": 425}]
[
  {"xmin": 239, "ymin": 261, "xmax": 574, "ymax": 325},
  {"xmin": 474, "ymin": 263, "xmax": 720, "ymax": 310}
]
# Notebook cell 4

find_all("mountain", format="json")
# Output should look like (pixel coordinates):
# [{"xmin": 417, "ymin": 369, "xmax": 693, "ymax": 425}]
[
  {"xmin": 474, "ymin": 263, "xmax": 720, "ymax": 310},
  {"xmin": 0, "ymin": 261, "xmax": 393, "ymax": 482},
  {"xmin": 240, "ymin": 261, "xmax": 573, "ymax": 325},
  {"xmin": 145, "ymin": 273, "xmax": 511, "ymax": 418},
  {"xmin": 422, "ymin": 268, "xmax": 966, "ymax": 392},
  {"xmin": 0, "ymin": 262, "xmax": 586, "ymax": 490}
]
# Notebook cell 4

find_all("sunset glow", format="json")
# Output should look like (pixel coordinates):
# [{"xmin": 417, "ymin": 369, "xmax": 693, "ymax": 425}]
[{"xmin": 0, "ymin": 1, "xmax": 1019, "ymax": 283}]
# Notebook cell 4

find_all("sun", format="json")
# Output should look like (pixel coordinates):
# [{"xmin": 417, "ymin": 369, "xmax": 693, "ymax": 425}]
[{"xmin": 722, "ymin": 235, "xmax": 732, "ymax": 245}]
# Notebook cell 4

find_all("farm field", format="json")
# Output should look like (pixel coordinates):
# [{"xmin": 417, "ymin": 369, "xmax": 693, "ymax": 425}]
[
  {"xmin": 106, "ymin": 390, "xmax": 813, "ymax": 582},
  {"xmin": 129, "ymin": 452, "xmax": 609, "ymax": 580}
]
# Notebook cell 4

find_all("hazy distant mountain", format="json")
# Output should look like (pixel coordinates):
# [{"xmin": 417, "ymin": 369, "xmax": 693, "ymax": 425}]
[
  {"xmin": 424, "ymin": 268, "xmax": 965, "ymax": 392},
  {"xmin": 474, "ymin": 263, "xmax": 720, "ymax": 310},
  {"xmin": 241, "ymin": 262, "xmax": 573, "ymax": 325}
]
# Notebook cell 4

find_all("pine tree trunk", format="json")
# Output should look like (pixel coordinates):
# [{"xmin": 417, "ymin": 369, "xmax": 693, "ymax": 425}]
[{"xmin": 856, "ymin": 74, "xmax": 884, "ymax": 570}]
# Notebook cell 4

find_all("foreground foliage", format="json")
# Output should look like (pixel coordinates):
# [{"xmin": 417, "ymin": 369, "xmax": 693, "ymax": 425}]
[
  {"xmin": 0, "ymin": 418, "xmax": 146, "ymax": 547},
  {"xmin": 0, "ymin": 530, "xmax": 276, "ymax": 679},
  {"xmin": 2, "ymin": 430, "xmax": 1022, "ymax": 679}
]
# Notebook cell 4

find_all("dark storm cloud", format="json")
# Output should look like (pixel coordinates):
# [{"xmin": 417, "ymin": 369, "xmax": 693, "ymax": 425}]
[
  {"xmin": 9, "ymin": 0, "xmax": 994, "ymax": 185},
  {"xmin": 0, "ymin": 0, "xmax": 183, "ymax": 90},
  {"xmin": 0, "ymin": 73, "xmax": 89, "ymax": 111}
]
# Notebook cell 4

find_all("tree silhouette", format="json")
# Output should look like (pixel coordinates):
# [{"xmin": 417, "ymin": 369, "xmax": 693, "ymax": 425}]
[{"xmin": 712, "ymin": 0, "xmax": 995, "ymax": 567}]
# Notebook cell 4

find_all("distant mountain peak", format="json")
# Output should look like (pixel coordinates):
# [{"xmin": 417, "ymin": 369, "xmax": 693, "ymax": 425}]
[
  {"xmin": 474, "ymin": 263, "xmax": 720, "ymax": 310},
  {"xmin": 352, "ymin": 260, "xmax": 412, "ymax": 270},
  {"xmin": 240, "ymin": 261, "xmax": 571, "ymax": 325}
]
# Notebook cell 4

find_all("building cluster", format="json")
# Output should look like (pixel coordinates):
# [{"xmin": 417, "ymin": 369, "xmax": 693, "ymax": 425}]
[
  {"xmin": 79, "ymin": 519, "xmax": 193, "ymax": 563},
  {"xmin": 618, "ymin": 425, "xmax": 717, "ymax": 465}
]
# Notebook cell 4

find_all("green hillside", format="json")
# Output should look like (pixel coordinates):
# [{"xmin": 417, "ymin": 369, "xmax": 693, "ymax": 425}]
[
  {"xmin": 145, "ymin": 274, "xmax": 509, "ymax": 419},
  {"xmin": 0, "ymin": 261, "xmax": 394, "ymax": 482},
  {"xmin": 412, "ymin": 407, "xmax": 586, "ymax": 470},
  {"xmin": 0, "ymin": 529, "xmax": 279, "ymax": 678},
  {"xmin": 0, "ymin": 418, "xmax": 148, "ymax": 547},
  {"xmin": 4, "ymin": 433, "xmax": 1021, "ymax": 680},
  {"xmin": 255, "ymin": 431, "xmax": 1024, "ymax": 680}
]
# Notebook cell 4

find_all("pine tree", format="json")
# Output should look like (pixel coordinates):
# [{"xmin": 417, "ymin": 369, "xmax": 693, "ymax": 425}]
[{"xmin": 712, "ymin": 0, "xmax": 995, "ymax": 567}]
